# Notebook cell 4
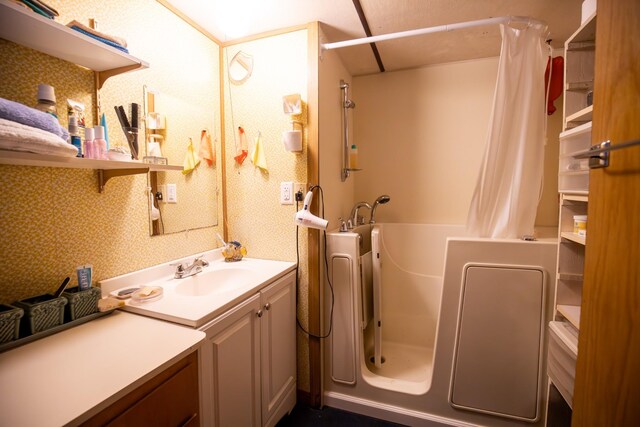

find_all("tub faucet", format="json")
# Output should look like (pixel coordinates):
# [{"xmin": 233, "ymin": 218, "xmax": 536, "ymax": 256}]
[
  {"xmin": 349, "ymin": 202, "xmax": 371, "ymax": 228},
  {"xmin": 174, "ymin": 256, "xmax": 209, "ymax": 279}
]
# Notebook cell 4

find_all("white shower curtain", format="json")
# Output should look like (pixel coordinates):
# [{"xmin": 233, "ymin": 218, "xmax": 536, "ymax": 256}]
[{"xmin": 467, "ymin": 23, "xmax": 549, "ymax": 238}]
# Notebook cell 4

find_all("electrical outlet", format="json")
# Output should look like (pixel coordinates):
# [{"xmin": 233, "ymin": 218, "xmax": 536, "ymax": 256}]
[
  {"xmin": 280, "ymin": 182, "xmax": 293, "ymax": 205},
  {"xmin": 166, "ymin": 183, "xmax": 177, "ymax": 203}
]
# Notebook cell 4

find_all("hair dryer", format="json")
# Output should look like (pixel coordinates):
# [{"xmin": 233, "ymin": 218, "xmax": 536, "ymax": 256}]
[{"xmin": 295, "ymin": 190, "xmax": 328, "ymax": 230}]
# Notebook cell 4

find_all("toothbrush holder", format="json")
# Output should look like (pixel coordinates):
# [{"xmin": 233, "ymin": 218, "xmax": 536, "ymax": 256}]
[
  {"xmin": 0, "ymin": 304, "xmax": 23, "ymax": 344},
  {"xmin": 63, "ymin": 286, "xmax": 101, "ymax": 321},
  {"xmin": 14, "ymin": 294, "xmax": 67, "ymax": 336}
]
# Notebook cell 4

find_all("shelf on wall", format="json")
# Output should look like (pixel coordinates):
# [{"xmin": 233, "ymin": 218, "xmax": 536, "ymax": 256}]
[
  {"xmin": 0, "ymin": 150, "xmax": 182, "ymax": 192},
  {"xmin": 0, "ymin": 0, "xmax": 149, "ymax": 89},
  {"xmin": 557, "ymin": 305, "xmax": 581, "ymax": 330},
  {"xmin": 563, "ymin": 194, "xmax": 589, "ymax": 203}
]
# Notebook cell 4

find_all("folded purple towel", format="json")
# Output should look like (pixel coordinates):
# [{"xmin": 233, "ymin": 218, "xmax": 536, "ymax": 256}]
[{"xmin": 0, "ymin": 97, "xmax": 69, "ymax": 141}]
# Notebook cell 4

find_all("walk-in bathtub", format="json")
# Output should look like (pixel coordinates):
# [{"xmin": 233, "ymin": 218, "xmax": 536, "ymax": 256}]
[{"xmin": 325, "ymin": 223, "xmax": 557, "ymax": 426}]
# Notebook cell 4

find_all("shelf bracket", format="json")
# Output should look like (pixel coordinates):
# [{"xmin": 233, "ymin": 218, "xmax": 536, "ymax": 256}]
[
  {"xmin": 96, "ymin": 63, "xmax": 145, "ymax": 89},
  {"xmin": 98, "ymin": 168, "xmax": 149, "ymax": 193}
]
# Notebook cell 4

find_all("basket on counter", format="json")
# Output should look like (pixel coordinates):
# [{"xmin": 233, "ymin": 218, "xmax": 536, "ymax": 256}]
[
  {"xmin": 63, "ymin": 286, "xmax": 101, "ymax": 321},
  {"xmin": 14, "ymin": 294, "xmax": 67, "ymax": 336},
  {"xmin": 0, "ymin": 304, "xmax": 23, "ymax": 344}
]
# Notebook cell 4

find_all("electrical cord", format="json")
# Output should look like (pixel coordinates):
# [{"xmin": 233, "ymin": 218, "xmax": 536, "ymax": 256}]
[{"xmin": 295, "ymin": 185, "xmax": 335, "ymax": 339}]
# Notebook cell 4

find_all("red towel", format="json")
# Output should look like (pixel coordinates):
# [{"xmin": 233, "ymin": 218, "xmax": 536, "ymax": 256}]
[{"xmin": 545, "ymin": 56, "xmax": 564, "ymax": 115}]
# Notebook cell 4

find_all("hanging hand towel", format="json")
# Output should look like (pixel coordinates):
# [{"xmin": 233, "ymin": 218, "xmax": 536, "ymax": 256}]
[
  {"xmin": 199, "ymin": 129, "xmax": 215, "ymax": 166},
  {"xmin": 251, "ymin": 133, "xmax": 268, "ymax": 172},
  {"xmin": 234, "ymin": 126, "xmax": 248, "ymax": 165},
  {"xmin": 182, "ymin": 137, "xmax": 200, "ymax": 175}
]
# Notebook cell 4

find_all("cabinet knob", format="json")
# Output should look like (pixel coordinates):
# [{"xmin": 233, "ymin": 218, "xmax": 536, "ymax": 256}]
[
  {"xmin": 257, "ymin": 309, "xmax": 263, "ymax": 318},
  {"xmin": 264, "ymin": 303, "xmax": 271, "ymax": 311}
]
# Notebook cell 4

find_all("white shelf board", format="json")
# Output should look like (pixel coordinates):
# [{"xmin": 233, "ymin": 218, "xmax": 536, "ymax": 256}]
[
  {"xmin": 0, "ymin": 150, "xmax": 181, "ymax": 172},
  {"xmin": 558, "ymin": 272, "xmax": 584, "ymax": 282},
  {"xmin": 559, "ymin": 121, "xmax": 592, "ymax": 140},
  {"xmin": 561, "ymin": 231, "xmax": 586, "ymax": 246},
  {"xmin": 562, "ymin": 194, "xmax": 589, "ymax": 203},
  {"xmin": 567, "ymin": 12, "xmax": 597, "ymax": 46},
  {"xmin": 566, "ymin": 106, "xmax": 593, "ymax": 127},
  {"xmin": 0, "ymin": 0, "xmax": 148, "ymax": 73},
  {"xmin": 557, "ymin": 305, "xmax": 581, "ymax": 330}
]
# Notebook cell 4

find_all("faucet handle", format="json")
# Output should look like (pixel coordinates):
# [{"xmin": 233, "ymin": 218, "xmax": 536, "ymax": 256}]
[{"xmin": 339, "ymin": 217, "xmax": 348, "ymax": 232}]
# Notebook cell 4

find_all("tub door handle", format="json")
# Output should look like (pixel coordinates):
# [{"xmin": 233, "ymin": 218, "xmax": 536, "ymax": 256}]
[{"xmin": 573, "ymin": 139, "xmax": 640, "ymax": 168}]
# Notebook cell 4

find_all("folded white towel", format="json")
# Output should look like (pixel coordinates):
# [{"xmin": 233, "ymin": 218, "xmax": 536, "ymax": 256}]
[{"xmin": 0, "ymin": 118, "xmax": 78, "ymax": 157}]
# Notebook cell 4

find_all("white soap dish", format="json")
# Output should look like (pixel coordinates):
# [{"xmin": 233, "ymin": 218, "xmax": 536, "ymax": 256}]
[{"xmin": 130, "ymin": 286, "xmax": 163, "ymax": 303}]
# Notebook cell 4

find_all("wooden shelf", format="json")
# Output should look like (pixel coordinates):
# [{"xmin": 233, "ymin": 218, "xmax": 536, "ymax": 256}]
[
  {"xmin": 561, "ymin": 231, "xmax": 586, "ymax": 246},
  {"xmin": 0, "ymin": 0, "xmax": 149, "ymax": 89},
  {"xmin": 557, "ymin": 305, "xmax": 581, "ymax": 330}
]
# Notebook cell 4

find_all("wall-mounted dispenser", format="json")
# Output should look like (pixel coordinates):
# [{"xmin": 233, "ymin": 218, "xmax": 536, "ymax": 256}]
[{"xmin": 282, "ymin": 93, "xmax": 303, "ymax": 153}]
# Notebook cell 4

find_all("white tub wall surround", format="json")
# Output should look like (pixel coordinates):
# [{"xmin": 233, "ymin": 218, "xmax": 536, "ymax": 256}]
[
  {"xmin": 467, "ymin": 23, "xmax": 550, "ymax": 238},
  {"xmin": 325, "ymin": 223, "xmax": 557, "ymax": 426}
]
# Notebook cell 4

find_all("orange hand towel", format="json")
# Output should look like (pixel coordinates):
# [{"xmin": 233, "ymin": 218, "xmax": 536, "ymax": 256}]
[
  {"xmin": 234, "ymin": 126, "xmax": 248, "ymax": 165},
  {"xmin": 199, "ymin": 129, "xmax": 215, "ymax": 166}
]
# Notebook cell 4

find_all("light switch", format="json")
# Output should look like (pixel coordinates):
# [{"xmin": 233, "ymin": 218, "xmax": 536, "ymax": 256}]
[{"xmin": 166, "ymin": 183, "xmax": 177, "ymax": 203}]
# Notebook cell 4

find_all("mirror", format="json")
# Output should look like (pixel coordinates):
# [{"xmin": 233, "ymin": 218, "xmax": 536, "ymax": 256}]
[{"xmin": 143, "ymin": 86, "xmax": 218, "ymax": 236}]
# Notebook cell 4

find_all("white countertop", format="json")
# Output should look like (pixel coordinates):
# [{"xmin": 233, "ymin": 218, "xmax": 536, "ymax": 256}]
[{"xmin": 0, "ymin": 311, "xmax": 204, "ymax": 427}]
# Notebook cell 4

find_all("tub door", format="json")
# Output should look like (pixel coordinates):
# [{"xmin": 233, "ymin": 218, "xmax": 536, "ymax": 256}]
[{"xmin": 450, "ymin": 264, "xmax": 546, "ymax": 422}]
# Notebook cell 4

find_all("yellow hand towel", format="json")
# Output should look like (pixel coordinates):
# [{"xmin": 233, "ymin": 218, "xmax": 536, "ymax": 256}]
[
  {"xmin": 199, "ymin": 129, "xmax": 215, "ymax": 167},
  {"xmin": 251, "ymin": 133, "xmax": 268, "ymax": 172},
  {"xmin": 182, "ymin": 137, "xmax": 200, "ymax": 175}
]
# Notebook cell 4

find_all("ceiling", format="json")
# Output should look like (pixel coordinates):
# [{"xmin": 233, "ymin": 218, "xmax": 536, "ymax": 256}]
[{"xmin": 163, "ymin": 0, "xmax": 583, "ymax": 76}]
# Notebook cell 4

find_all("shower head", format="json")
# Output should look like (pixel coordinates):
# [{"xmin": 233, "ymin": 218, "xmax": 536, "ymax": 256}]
[{"xmin": 369, "ymin": 195, "xmax": 391, "ymax": 224}]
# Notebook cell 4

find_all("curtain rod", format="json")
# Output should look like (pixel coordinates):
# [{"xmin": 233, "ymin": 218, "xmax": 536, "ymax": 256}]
[{"xmin": 322, "ymin": 16, "xmax": 546, "ymax": 51}]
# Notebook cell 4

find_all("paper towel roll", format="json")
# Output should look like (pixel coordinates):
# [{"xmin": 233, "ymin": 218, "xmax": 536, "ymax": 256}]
[{"xmin": 282, "ymin": 130, "xmax": 302, "ymax": 152}]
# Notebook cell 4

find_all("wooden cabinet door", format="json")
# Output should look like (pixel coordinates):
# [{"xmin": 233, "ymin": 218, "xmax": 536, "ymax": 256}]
[
  {"xmin": 260, "ymin": 272, "xmax": 297, "ymax": 426},
  {"xmin": 205, "ymin": 294, "xmax": 262, "ymax": 427},
  {"xmin": 82, "ymin": 352, "xmax": 199, "ymax": 427},
  {"xmin": 572, "ymin": 0, "xmax": 640, "ymax": 425}
]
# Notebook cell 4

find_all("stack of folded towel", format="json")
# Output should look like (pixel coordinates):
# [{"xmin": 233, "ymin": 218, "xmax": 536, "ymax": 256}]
[
  {"xmin": 0, "ymin": 97, "xmax": 77, "ymax": 158},
  {"xmin": 11, "ymin": 0, "xmax": 59, "ymax": 19},
  {"xmin": 67, "ymin": 20, "xmax": 129, "ymax": 54}
]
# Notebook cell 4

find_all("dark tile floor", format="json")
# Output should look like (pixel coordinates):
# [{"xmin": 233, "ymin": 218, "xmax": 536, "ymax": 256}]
[{"xmin": 276, "ymin": 403, "xmax": 406, "ymax": 427}]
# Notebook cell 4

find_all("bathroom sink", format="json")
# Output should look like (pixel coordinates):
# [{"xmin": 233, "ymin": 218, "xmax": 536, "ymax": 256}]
[{"xmin": 174, "ymin": 268, "xmax": 257, "ymax": 296}]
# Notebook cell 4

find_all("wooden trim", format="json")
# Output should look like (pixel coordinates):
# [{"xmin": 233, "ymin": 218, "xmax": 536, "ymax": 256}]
[
  {"xmin": 223, "ymin": 24, "xmax": 309, "ymax": 47},
  {"xmin": 219, "ymin": 46, "xmax": 229, "ymax": 242},
  {"xmin": 306, "ymin": 21, "xmax": 322, "ymax": 408},
  {"xmin": 156, "ymin": 0, "xmax": 223, "ymax": 45},
  {"xmin": 296, "ymin": 389, "xmax": 313, "ymax": 407},
  {"xmin": 351, "ymin": 0, "xmax": 385, "ymax": 72}
]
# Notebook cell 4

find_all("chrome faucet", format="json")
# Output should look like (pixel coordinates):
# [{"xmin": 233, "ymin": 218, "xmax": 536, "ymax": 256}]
[
  {"xmin": 349, "ymin": 202, "xmax": 372, "ymax": 228},
  {"xmin": 174, "ymin": 256, "xmax": 209, "ymax": 279}
]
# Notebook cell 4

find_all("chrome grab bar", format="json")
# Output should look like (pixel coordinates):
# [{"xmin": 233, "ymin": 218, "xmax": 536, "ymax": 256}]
[{"xmin": 573, "ymin": 139, "xmax": 640, "ymax": 169}]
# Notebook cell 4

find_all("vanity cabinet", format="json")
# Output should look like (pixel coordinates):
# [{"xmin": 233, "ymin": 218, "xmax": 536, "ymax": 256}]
[
  {"xmin": 82, "ymin": 350, "xmax": 200, "ymax": 427},
  {"xmin": 200, "ymin": 271, "xmax": 297, "ymax": 427}
]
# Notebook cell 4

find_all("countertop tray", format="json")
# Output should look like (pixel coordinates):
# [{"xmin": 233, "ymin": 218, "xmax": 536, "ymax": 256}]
[{"xmin": 0, "ymin": 309, "xmax": 116, "ymax": 353}]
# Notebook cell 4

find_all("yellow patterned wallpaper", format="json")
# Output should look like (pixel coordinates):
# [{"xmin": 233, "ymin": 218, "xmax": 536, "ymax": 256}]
[
  {"xmin": 223, "ymin": 30, "xmax": 310, "ymax": 391},
  {"xmin": 0, "ymin": 0, "xmax": 221, "ymax": 303}
]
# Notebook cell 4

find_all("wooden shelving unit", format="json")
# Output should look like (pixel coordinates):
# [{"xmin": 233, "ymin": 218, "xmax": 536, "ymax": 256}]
[{"xmin": 0, "ymin": 0, "xmax": 149, "ymax": 88}]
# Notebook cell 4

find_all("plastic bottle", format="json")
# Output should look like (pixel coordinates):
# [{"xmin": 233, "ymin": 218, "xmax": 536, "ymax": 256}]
[
  {"xmin": 84, "ymin": 127, "xmax": 95, "ymax": 159},
  {"xmin": 93, "ymin": 125, "xmax": 107, "ymax": 160},
  {"xmin": 35, "ymin": 84, "xmax": 58, "ymax": 118},
  {"xmin": 349, "ymin": 144, "xmax": 358, "ymax": 169},
  {"xmin": 68, "ymin": 115, "xmax": 82, "ymax": 157}
]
